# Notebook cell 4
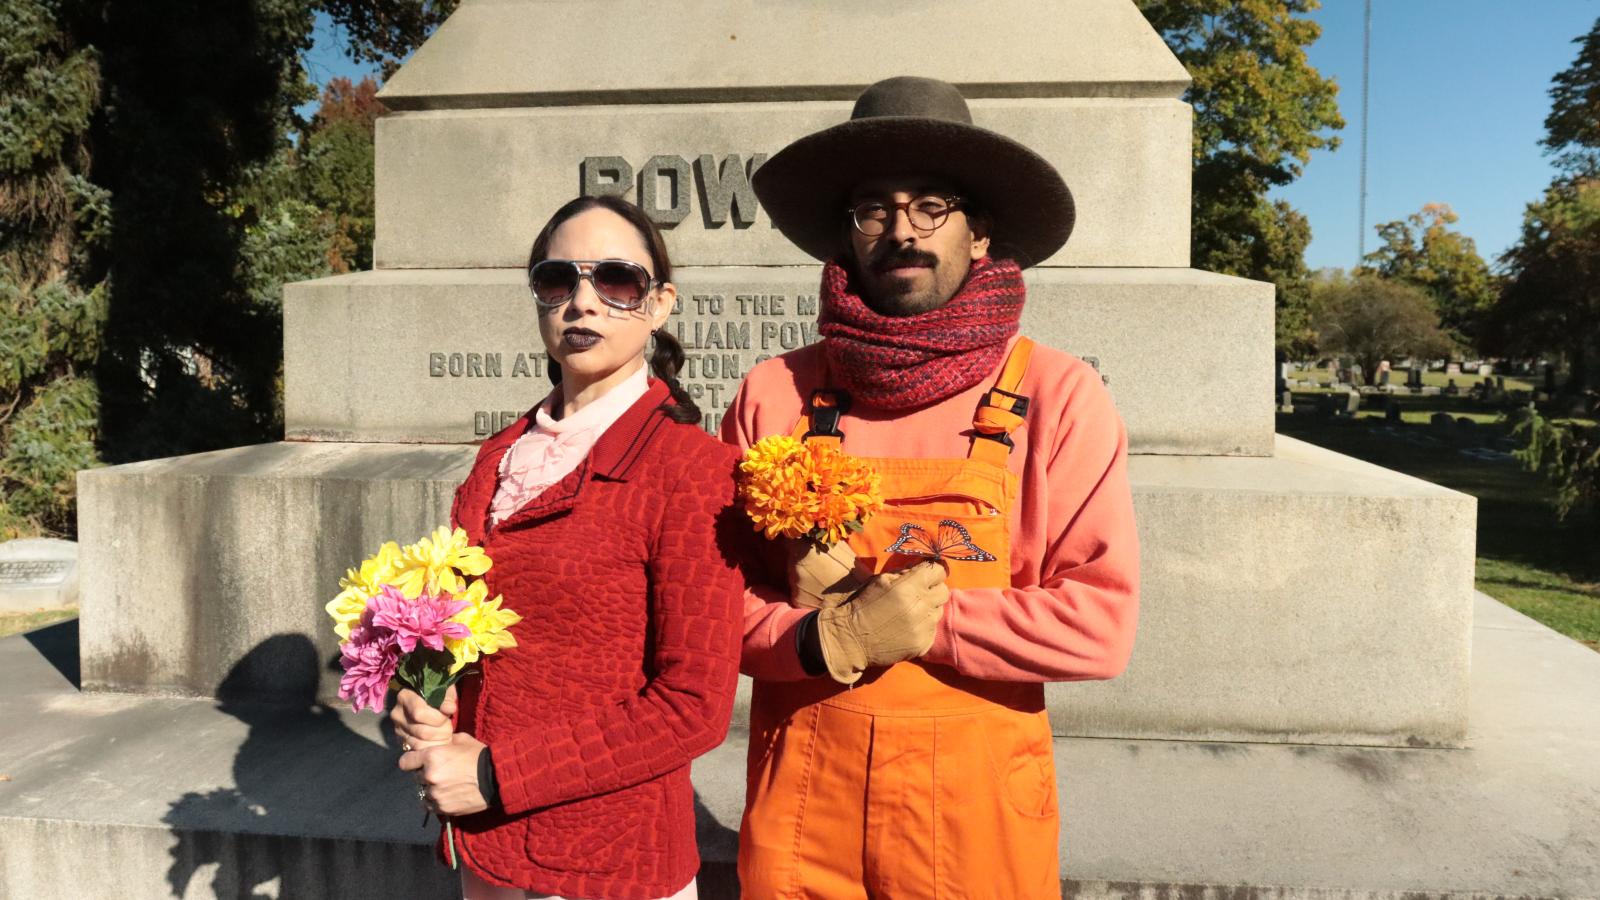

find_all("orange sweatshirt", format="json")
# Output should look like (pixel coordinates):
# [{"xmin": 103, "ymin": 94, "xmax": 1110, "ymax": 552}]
[{"xmin": 720, "ymin": 335, "xmax": 1140, "ymax": 684}]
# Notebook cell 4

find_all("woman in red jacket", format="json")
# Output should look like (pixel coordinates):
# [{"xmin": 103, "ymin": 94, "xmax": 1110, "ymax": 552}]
[{"xmin": 393, "ymin": 196, "xmax": 746, "ymax": 900}]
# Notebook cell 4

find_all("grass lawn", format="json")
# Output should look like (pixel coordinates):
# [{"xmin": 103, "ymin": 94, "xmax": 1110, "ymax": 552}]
[
  {"xmin": 1278, "ymin": 408, "xmax": 1600, "ymax": 652},
  {"xmin": 0, "ymin": 607, "xmax": 77, "ymax": 640}
]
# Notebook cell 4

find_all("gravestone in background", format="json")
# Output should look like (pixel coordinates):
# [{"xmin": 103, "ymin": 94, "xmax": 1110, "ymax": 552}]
[
  {"xmin": 0, "ymin": 538, "xmax": 78, "ymax": 612},
  {"xmin": 78, "ymin": 0, "xmax": 1476, "ymax": 750}
]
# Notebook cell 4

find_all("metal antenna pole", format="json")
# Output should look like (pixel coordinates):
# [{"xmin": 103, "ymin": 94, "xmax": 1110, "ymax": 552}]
[{"xmin": 1358, "ymin": 0, "xmax": 1372, "ymax": 266}]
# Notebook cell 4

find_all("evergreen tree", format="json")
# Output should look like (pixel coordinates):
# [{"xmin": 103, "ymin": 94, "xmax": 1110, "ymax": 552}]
[
  {"xmin": 0, "ymin": 0, "xmax": 453, "ymax": 539},
  {"xmin": 0, "ymin": 0, "xmax": 107, "ymax": 538},
  {"xmin": 1543, "ymin": 16, "xmax": 1600, "ymax": 177},
  {"xmin": 1490, "ymin": 16, "xmax": 1600, "ymax": 396}
]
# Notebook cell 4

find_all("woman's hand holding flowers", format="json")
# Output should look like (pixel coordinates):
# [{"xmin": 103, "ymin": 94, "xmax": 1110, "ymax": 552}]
[
  {"xmin": 400, "ymin": 731, "xmax": 491, "ymax": 816},
  {"xmin": 392, "ymin": 685, "xmax": 456, "ymax": 749}
]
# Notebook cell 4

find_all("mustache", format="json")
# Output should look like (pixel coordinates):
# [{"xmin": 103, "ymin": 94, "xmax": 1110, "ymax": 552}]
[{"xmin": 870, "ymin": 246, "xmax": 938, "ymax": 272}]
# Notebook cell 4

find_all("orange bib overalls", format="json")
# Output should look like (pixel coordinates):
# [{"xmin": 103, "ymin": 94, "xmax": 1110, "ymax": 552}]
[{"xmin": 739, "ymin": 338, "xmax": 1059, "ymax": 900}]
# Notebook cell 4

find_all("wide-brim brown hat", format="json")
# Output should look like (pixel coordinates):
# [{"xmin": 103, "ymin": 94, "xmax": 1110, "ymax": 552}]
[{"xmin": 753, "ymin": 76, "xmax": 1075, "ymax": 268}]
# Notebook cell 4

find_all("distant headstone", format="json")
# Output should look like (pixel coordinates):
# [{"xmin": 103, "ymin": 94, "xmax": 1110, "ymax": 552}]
[
  {"xmin": 1406, "ymin": 366, "xmax": 1424, "ymax": 390},
  {"xmin": 1343, "ymin": 390, "xmax": 1361, "ymax": 416},
  {"xmin": 1479, "ymin": 363, "xmax": 1493, "ymax": 377},
  {"xmin": 0, "ymin": 538, "xmax": 79, "ymax": 612},
  {"xmin": 1446, "ymin": 362, "xmax": 1462, "ymax": 376},
  {"xmin": 1496, "ymin": 376, "xmax": 1506, "ymax": 391},
  {"xmin": 1279, "ymin": 390, "xmax": 1295, "ymax": 413},
  {"xmin": 1378, "ymin": 368, "xmax": 1390, "ymax": 387},
  {"xmin": 1444, "ymin": 379, "xmax": 1460, "ymax": 397}
]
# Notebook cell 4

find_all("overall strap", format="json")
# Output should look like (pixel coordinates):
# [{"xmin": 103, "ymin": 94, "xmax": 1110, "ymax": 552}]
[
  {"xmin": 795, "ymin": 388, "xmax": 850, "ymax": 449},
  {"xmin": 969, "ymin": 337, "xmax": 1035, "ymax": 466}
]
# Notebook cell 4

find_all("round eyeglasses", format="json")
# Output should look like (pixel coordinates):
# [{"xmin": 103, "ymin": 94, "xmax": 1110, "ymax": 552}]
[
  {"xmin": 848, "ymin": 195, "xmax": 964, "ymax": 238},
  {"xmin": 528, "ymin": 258, "xmax": 657, "ymax": 311}
]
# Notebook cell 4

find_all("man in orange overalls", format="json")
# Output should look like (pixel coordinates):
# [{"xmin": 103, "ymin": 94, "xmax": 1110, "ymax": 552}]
[{"xmin": 721, "ymin": 75, "xmax": 1141, "ymax": 898}]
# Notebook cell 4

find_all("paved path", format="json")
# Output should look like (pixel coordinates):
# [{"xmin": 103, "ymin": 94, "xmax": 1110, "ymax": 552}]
[{"xmin": 2, "ymin": 592, "xmax": 1595, "ymax": 898}]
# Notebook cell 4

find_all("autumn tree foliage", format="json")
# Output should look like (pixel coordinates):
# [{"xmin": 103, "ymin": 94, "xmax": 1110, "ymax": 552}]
[
  {"xmin": 1139, "ymin": 0, "xmax": 1345, "ymax": 356},
  {"xmin": 1361, "ymin": 203, "xmax": 1497, "ymax": 347}
]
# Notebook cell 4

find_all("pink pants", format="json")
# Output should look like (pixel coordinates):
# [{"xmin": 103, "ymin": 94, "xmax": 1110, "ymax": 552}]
[{"xmin": 460, "ymin": 867, "xmax": 698, "ymax": 900}]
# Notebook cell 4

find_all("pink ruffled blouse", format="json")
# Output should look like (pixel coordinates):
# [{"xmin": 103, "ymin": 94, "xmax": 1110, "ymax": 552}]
[{"xmin": 489, "ymin": 364, "xmax": 652, "ymax": 526}]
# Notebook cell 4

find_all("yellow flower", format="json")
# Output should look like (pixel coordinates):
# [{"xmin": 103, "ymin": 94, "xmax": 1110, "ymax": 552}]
[
  {"xmin": 445, "ymin": 579, "xmax": 523, "ymax": 674},
  {"xmin": 388, "ymin": 526, "xmax": 491, "ymax": 599},
  {"xmin": 326, "ymin": 541, "xmax": 403, "ymax": 641}
]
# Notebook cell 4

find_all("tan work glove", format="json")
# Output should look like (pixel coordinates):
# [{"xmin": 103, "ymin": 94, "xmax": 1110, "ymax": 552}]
[
  {"xmin": 787, "ymin": 538, "xmax": 866, "ymax": 610},
  {"xmin": 816, "ymin": 561, "xmax": 950, "ymax": 685}
]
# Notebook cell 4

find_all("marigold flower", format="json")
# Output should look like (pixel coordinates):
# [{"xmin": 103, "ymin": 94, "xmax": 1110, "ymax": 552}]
[{"xmin": 737, "ymin": 436, "xmax": 883, "ymax": 544}]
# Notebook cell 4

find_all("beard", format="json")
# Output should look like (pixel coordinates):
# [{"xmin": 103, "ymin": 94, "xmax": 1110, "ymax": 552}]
[{"xmin": 858, "ymin": 245, "xmax": 964, "ymax": 316}]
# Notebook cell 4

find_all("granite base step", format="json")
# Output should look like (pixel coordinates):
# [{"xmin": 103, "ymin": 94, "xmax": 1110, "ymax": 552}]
[
  {"xmin": 76, "ymin": 435, "xmax": 1476, "ymax": 747},
  {"xmin": 2, "ymin": 593, "xmax": 1594, "ymax": 898}
]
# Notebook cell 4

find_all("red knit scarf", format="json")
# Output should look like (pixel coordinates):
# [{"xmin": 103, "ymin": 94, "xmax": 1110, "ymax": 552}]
[{"xmin": 818, "ymin": 255, "xmax": 1026, "ymax": 410}]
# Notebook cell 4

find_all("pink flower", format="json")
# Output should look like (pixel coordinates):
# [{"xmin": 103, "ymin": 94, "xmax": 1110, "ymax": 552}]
[
  {"xmin": 336, "ymin": 585, "xmax": 476, "ymax": 714},
  {"xmin": 366, "ymin": 584, "xmax": 471, "ymax": 653},
  {"xmin": 338, "ymin": 623, "xmax": 401, "ymax": 714}
]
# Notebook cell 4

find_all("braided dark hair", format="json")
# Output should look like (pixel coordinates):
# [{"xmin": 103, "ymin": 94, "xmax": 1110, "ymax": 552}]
[{"xmin": 530, "ymin": 195, "xmax": 701, "ymax": 425}]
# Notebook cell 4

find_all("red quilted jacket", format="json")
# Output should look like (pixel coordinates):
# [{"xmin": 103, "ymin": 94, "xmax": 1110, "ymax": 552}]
[{"xmin": 445, "ymin": 379, "xmax": 746, "ymax": 899}]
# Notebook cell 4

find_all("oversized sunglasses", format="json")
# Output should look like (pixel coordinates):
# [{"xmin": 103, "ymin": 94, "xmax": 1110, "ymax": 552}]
[{"xmin": 528, "ymin": 258, "xmax": 657, "ymax": 311}]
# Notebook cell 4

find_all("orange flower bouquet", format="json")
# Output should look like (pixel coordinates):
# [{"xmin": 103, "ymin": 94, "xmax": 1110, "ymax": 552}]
[{"xmin": 736, "ymin": 435, "xmax": 884, "ymax": 609}]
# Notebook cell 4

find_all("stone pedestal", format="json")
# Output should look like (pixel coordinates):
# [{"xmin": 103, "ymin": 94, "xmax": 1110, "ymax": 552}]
[
  {"xmin": 56, "ymin": 0, "xmax": 1488, "ymax": 894},
  {"xmin": 78, "ymin": 0, "xmax": 1478, "ymax": 743},
  {"xmin": 77, "ymin": 436, "xmax": 1473, "ymax": 746}
]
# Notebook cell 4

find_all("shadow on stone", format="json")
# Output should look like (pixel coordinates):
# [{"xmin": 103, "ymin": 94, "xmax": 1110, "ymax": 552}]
[
  {"xmin": 693, "ymin": 789, "xmax": 741, "ymax": 898},
  {"xmin": 22, "ymin": 617, "xmax": 80, "ymax": 689},
  {"xmin": 162, "ymin": 633, "xmax": 442, "ymax": 899}
]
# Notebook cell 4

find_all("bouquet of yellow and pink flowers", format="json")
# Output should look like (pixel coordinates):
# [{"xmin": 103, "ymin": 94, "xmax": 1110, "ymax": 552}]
[
  {"xmin": 326, "ymin": 526, "xmax": 518, "ymax": 870},
  {"xmin": 736, "ymin": 435, "xmax": 885, "ymax": 609},
  {"xmin": 325, "ymin": 526, "xmax": 522, "ymax": 714}
]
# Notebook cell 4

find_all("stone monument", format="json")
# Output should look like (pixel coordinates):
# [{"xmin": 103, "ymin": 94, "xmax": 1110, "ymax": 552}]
[
  {"xmin": 81, "ymin": 0, "xmax": 1475, "ymax": 749},
  {"xmin": 21, "ymin": 2, "xmax": 1569, "ymax": 897}
]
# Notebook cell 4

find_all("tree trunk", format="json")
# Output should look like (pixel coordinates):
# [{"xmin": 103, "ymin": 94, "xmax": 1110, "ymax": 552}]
[{"xmin": 1565, "ymin": 340, "xmax": 1591, "ymax": 396}]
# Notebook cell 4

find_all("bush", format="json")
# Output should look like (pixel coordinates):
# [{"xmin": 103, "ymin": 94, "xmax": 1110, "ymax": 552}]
[{"xmin": 1513, "ymin": 407, "xmax": 1600, "ymax": 525}]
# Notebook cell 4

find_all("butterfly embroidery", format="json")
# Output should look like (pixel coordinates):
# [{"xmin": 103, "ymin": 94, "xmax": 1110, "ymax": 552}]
[{"xmin": 884, "ymin": 519, "xmax": 997, "ymax": 563}]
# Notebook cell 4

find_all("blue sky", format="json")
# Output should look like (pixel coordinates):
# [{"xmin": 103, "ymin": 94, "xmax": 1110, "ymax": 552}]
[
  {"xmin": 1273, "ymin": 1, "xmax": 1599, "ymax": 272},
  {"xmin": 300, "ymin": 5, "xmax": 1599, "ymax": 274},
  {"xmin": 296, "ymin": 13, "xmax": 381, "ymax": 119}
]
